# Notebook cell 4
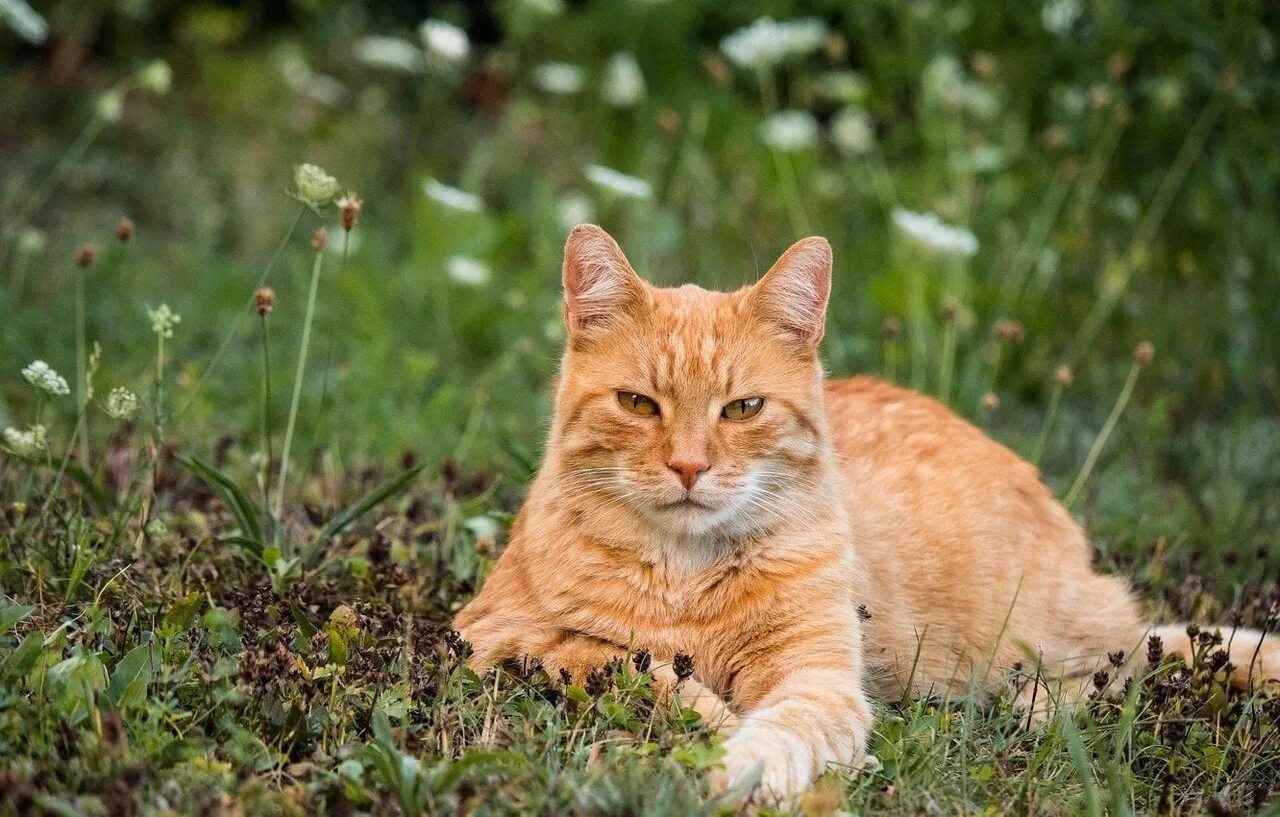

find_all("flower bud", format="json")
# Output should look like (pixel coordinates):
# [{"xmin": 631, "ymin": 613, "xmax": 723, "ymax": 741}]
[
  {"xmin": 980, "ymin": 392, "xmax": 1000, "ymax": 412},
  {"xmin": 1133, "ymin": 340, "xmax": 1154, "ymax": 367},
  {"xmin": 255, "ymin": 287, "xmax": 276, "ymax": 316},
  {"xmin": 115, "ymin": 217, "xmax": 135, "ymax": 242},
  {"xmin": 75, "ymin": 243, "xmax": 97, "ymax": 268},
  {"xmin": 311, "ymin": 227, "xmax": 328, "ymax": 251},
  {"xmin": 294, "ymin": 163, "xmax": 340, "ymax": 205},
  {"xmin": 337, "ymin": 193, "xmax": 363, "ymax": 232},
  {"xmin": 1054, "ymin": 365, "xmax": 1074, "ymax": 388}
]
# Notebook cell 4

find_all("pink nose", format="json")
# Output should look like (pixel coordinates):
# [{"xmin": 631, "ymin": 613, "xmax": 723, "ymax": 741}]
[{"xmin": 667, "ymin": 459, "xmax": 709, "ymax": 491}]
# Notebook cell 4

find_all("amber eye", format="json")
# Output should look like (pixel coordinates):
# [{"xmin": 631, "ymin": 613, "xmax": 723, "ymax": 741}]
[
  {"xmin": 617, "ymin": 391, "xmax": 660, "ymax": 417},
  {"xmin": 721, "ymin": 397, "xmax": 764, "ymax": 421}
]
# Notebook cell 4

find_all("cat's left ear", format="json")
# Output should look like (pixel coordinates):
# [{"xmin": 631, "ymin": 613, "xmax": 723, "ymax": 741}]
[{"xmin": 749, "ymin": 237, "xmax": 832, "ymax": 347}]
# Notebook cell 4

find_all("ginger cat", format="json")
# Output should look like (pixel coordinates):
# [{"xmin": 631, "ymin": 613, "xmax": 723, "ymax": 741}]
[{"xmin": 454, "ymin": 225, "xmax": 1279, "ymax": 803}]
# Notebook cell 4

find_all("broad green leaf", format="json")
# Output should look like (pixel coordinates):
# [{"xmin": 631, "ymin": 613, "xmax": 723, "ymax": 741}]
[
  {"xmin": 1, "ymin": 631, "xmax": 44, "ymax": 682},
  {"xmin": 0, "ymin": 604, "xmax": 34, "ymax": 633},
  {"xmin": 160, "ymin": 592, "xmax": 205, "ymax": 637},
  {"xmin": 105, "ymin": 643, "xmax": 154, "ymax": 707}
]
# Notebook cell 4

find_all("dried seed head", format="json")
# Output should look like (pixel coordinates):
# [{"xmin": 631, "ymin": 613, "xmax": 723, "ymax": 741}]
[
  {"xmin": 940, "ymin": 298, "xmax": 961, "ymax": 322},
  {"xmin": 311, "ymin": 227, "xmax": 328, "ymax": 251},
  {"xmin": 474, "ymin": 536, "xmax": 494, "ymax": 556},
  {"xmin": 1134, "ymin": 340, "xmax": 1155, "ymax": 367},
  {"xmin": 970, "ymin": 51, "xmax": 997, "ymax": 80},
  {"xmin": 1054, "ymin": 364, "xmax": 1074, "ymax": 388},
  {"xmin": 255, "ymin": 287, "xmax": 275, "ymax": 316},
  {"xmin": 1092, "ymin": 670, "xmax": 1110, "ymax": 691},
  {"xmin": 1107, "ymin": 52, "xmax": 1133, "ymax": 82},
  {"xmin": 993, "ymin": 318, "xmax": 1024, "ymax": 344},
  {"xmin": 1147, "ymin": 634, "xmax": 1164, "ymax": 666},
  {"xmin": 632, "ymin": 648, "xmax": 652, "ymax": 674},
  {"xmin": 115, "ymin": 217, "xmax": 135, "ymax": 242},
  {"xmin": 980, "ymin": 392, "xmax": 1000, "ymax": 412},
  {"xmin": 672, "ymin": 652, "xmax": 694, "ymax": 681},
  {"xmin": 1041, "ymin": 125, "xmax": 1066, "ymax": 150},
  {"xmin": 75, "ymin": 243, "xmax": 97, "ymax": 268},
  {"xmin": 1108, "ymin": 650, "xmax": 1126, "ymax": 668},
  {"xmin": 338, "ymin": 192, "xmax": 363, "ymax": 232},
  {"xmin": 882, "ymin": 316, "xmax": 902, "ymax": 339}
]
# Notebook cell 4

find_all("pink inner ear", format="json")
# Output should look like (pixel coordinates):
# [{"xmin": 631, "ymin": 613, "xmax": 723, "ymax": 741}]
[
  {"xmin": 562, "ymin": 225, "xmax": 640, "ymax": 335},
  {"xmin": 755, "ymin": 237, "xmax": 832, "ymax": 345}
]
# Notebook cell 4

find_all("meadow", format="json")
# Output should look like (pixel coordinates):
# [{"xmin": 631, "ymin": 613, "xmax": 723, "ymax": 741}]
[{"xmin": 1, "ymin": 1, "xmax": 1279, "ymax": 814}]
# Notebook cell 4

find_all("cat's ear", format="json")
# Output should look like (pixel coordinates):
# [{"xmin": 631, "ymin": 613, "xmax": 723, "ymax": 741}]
[
  {"xmin": 562, "ymin": 224, "xmax": 645, "ymax": 338},
  {"xmin": 749, "ymin": 236, "xmax": 832, "ymax": 347}
]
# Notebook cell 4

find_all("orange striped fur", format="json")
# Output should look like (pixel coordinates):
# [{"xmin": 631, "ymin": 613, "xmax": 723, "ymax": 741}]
[{"xmin": 454, "ymin": 225, "xmax": 1279, "ymax": 803}]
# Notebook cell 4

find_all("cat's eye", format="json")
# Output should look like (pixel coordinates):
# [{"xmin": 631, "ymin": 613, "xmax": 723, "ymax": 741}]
[
  {"xmin": 721, "ymin": 397, "xmax": 764, "ymax": 421},
  {"xmin": 617, "ymin": 391, "xmax": 660, "ymax": 417}
]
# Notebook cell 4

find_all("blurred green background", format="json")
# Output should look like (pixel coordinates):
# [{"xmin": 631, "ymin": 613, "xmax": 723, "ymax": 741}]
[{"xmin": 2, "ymin": 0, "xmax": 1278, "ymax": 586}]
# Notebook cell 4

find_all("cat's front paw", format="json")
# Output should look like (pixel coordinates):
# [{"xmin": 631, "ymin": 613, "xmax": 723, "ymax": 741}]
[{"xmin": 708, "ymin": 727, "xmax": 814, "ymax": 807}]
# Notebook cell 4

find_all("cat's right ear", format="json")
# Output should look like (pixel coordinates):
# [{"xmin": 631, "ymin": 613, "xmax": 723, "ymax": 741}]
[{"xmin": 562, "ymin": 224, "xmax": 645, "ymax": 339}]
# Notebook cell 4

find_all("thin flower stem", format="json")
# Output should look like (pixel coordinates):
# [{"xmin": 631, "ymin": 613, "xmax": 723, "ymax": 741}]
[
  {"xmin": 274, "ymin": 247, "xmax": 325, "ymax": 532},
  {"xmin": 1064, "ymin": 361, "xmax": 1142, "ymax": 509},
  {"xmin": 1031, "ymin": 382, "xmax": 1065, "ymax": 466},
  {"xmin": 883, "ymin": 339, "xmax": 899, "ymax": 383},
  {"xmin": 75, "ymin": 272, "xmax": 89, "ymax": 469},
  {"xmin": 177, "ymin": 205, "xmax": 306, "ymax": 419},
  {"xmin": 259, "ymin": 312, "xmax": 274, "ymax": 518}
]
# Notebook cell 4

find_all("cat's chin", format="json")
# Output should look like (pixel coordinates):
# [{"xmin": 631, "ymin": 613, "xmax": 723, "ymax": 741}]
[{"xmin": 641, "ymin": 497, "xmax": 754, "ymax": 540}]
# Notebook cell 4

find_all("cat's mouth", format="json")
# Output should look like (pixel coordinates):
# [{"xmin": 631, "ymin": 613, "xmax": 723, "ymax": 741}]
[{"xmin": 658, "ymin": 497, "xmax": 714, "ymax": 511}]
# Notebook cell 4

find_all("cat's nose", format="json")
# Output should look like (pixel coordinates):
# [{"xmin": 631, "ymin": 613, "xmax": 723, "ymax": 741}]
[{"xmin": 667, "ymin": 459, "xmax": 709, "ymax": 491}]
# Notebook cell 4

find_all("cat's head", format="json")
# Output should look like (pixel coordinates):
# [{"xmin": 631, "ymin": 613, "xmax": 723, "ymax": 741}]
[{"xmin": 548, "ymin": 224, "xmax": 833, "ymax": 542}]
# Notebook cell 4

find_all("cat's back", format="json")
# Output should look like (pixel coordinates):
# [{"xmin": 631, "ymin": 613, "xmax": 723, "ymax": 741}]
[{"xmin": 822, "ymin": 375, "xmax": 1087, "ymax": 598}]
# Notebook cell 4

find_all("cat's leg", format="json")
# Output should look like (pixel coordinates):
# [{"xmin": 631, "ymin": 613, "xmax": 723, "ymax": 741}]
[{"xmin": 710, "ymin": 621, "xmax": 872, "ymax": 805}]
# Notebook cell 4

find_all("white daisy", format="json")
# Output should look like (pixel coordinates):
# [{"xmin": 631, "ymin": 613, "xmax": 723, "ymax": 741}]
[{"xmin": 891, "ymin": 209, "xmax": 979, "ymax": 257}]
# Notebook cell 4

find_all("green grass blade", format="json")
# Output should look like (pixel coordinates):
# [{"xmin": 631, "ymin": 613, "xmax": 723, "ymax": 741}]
[
  {"xmin": 300, "ymin": 463, "xmax": 425, "ymax": 568},
  {"xmin": 177, "ymin": 454, "xmax": 264, "ymax": 543}
]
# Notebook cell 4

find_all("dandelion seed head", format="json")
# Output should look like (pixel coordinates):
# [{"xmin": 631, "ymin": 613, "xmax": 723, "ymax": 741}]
[
  {"xmin": 891, "ymin": 208, "xmax": 979, "ymax": 257},
  {"xmin": 21, "ymin": 360, "xmax": 70, "ymax": 397},
  {"xmin": 106, "ymin": 387, "xmax": 138, "ymax": 420},
  {"xmin": 423, "ymin": 179, "xmax": 484, "ymax": 213},
  {"xmin": 759, "ymin": 109, "xmax": 818, "ymax": 152},
  {"xmin": 585, "ymin": 165, "xmax": 652, "ymax": 200},
  {"xmin": 148, "ymin": 304, "xmax": 181, "ymax": 338},
  {"xmin": 419, "ymin": 19, "xmax": 469, "ymax": 65},
  {"xmin": 294, "ymin": 163, "xmax": 341, "ymax": 205}
]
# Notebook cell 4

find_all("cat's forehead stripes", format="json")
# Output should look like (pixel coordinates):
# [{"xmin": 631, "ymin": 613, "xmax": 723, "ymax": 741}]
[{"xmin": 643, "ymin": 285, "xmax": 751, "ymax": 396}]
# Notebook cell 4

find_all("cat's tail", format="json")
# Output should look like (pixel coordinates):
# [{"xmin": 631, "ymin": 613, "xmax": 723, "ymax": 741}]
[{"xmin": 1146, "ymin": 623, "xmax": 1280, "ymax": 691}]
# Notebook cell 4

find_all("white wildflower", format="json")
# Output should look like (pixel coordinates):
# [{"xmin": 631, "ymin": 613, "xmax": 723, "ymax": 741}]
[
  {"xmin": 446, "ymin": 255, "xmax": 491, "ymax": 287},
  {"xmin": 922, "ymin": 55, "xmax": 999, "ymax": 119},
  {"xmin": 96, "ymin": 90, "xmax": 123, "ymax": 123},
  {"xmin": 601, "ymin": 52, "xmax": 645, "ymax": 107},
  {"xmin": 1, "ymin": 425, "xmax": 46, "ymax": 459},
  {"xmin": 423, "ymin": 179, "xmax": 484, "ymax": 213},
  {"xmin": 585, "ymin": 165, "xmax": 652, "ymax": 200},
  {"xmin": 1042, "ymin": 0, "xmax": 1082, "ymax": 35},
  {"xmin": 294, "ymin": 163, "xmax": 340, "ymax": 205},
  {"xmin": 16, "ymin": 227, "xmax": 46, "ymax": 255},
  {"xmin": 420, "ymin": 19, "xmax": 469, "ymax": 65},
  {"xmin": 148, "ymin": 304, "xmax": 181, "ymax": 338},
  {"xmin": 556, "ymin": 192, "xmax": 595, "ymax": 233},
  {"xmin": 533, "ymin": 62, "xmax": 585, "ymax": 95},
  {"xmin": 0, "ymin": 0, "xmax": 47, "ymax": 44},
  {"xmin": 759, "ymin": 110, "xmax": 818, "ymax": 152},
  {"xmin": 106, "ymin": 387, "xmax": 138, "ymax": 420},
  {"xmin": 352, "ymin": 36, "xmax": 424, "ymax": 73},
  {"xmin": 720, "ymin": 17, "xmax": 826, "ymax": 70},
  {"xmin": 891, "ymin": 209, "xmax": 979, "ymax": 257},
  {"xmin": 830, "ymin": 108, "xmax": 875, "ymax": 155},
  {"xmin": 136, "ymin": 59, "xmax": 172, "ymax": 95},
  {"xmin": 21, "ymin": 360, "xmax": 70, "ymax": 397}
]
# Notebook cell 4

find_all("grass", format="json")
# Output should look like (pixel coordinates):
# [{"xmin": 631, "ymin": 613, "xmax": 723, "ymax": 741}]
[{"xmin": 2, "ymin": 0, "xmax": 1279, "ymax": 814}]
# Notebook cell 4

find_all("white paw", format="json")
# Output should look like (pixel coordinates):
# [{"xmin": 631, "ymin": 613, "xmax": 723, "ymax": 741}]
[{"xmin": 709, "ymin": 727, "xmax": 813, "ymax": 806}]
